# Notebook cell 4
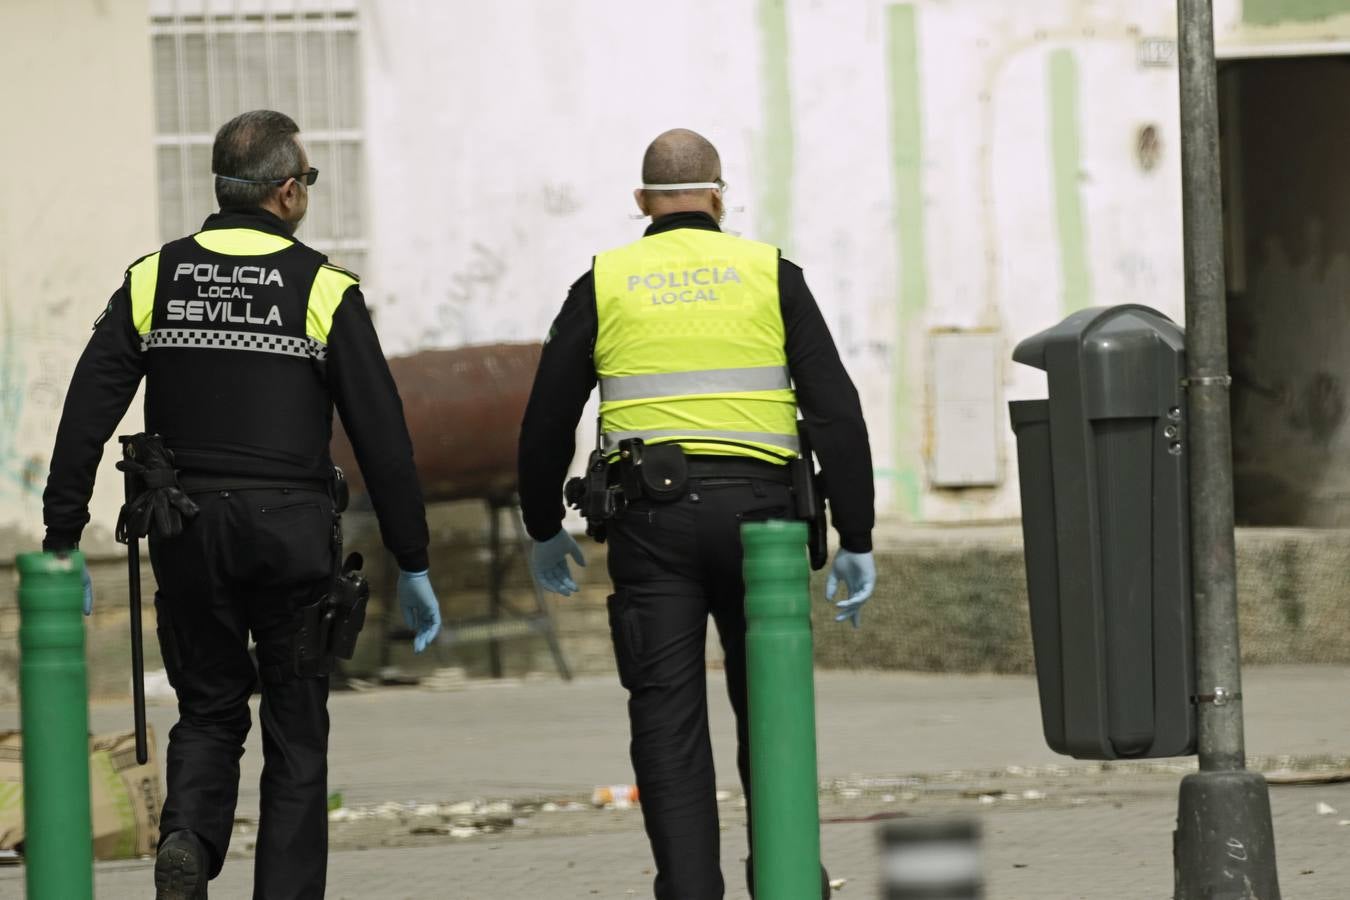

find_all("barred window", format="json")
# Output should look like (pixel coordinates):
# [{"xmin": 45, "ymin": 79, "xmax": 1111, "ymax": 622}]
[{"xmin": 150, "ymin": 2, "xmax": 367, "ymax": 276}]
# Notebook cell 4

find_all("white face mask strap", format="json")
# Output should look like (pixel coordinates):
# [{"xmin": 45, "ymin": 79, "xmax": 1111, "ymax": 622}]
[{"xmin": 640, "ymin": 182, "xmax": 722, "ymax": 191}]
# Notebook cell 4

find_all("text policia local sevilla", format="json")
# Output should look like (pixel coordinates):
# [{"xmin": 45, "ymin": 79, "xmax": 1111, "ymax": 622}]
[
  {"xmin": 629, "ymin": 266, "xmax": 741, "ymax": 305},
  {"xmin": 167, "ymin": 262, "xmax": 285, "ymax": 326}
]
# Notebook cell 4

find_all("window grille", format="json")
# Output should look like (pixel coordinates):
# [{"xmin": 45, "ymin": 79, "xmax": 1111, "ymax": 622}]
[{"xmin": 150, "ymin": 2, "xmax": 367, "ymax": 276}]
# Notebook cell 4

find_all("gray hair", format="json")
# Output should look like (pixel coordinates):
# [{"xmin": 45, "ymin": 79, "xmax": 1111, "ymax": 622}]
[{"xmin": 211, "ymin": 110, "xmax": 304, "ymax": 208}]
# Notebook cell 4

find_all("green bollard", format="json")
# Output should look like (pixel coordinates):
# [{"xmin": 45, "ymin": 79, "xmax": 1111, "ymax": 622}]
[
  {"xmin": 744, "ymin": 519, "xmax": 822, "ymax": 899},
  {"xmin": 17, "ymin": 551, "xmax": 94, "ymax": 900}
]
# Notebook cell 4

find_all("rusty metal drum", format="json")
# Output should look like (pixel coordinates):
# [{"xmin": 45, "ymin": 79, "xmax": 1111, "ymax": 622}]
[{"xmin": 330, "ymin": 342, "xmax": 543, "ymax": 503}]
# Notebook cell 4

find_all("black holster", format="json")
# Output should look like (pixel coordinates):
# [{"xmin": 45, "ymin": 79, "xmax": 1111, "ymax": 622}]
[
  {"xmin": 280, "ymin": 467, "xmax": 366, "ymax": 682},
  {"xmin": 791, "ymin": 422, "xmax": 829, "ymax": 571},
  {"xmin": 565, "ymin": 449, "xmax": 620, "ymax": 543},
  {"xmin": 285, "ymin": 552, "xmax": 369, "ymax": 681},
  {"xmin": 328, "ymin": 554, "xmax": 370, "ymax": 660}
]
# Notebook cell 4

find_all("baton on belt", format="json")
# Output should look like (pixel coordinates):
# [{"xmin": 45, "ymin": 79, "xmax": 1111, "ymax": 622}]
[{"xmin": 118, "ymin": 436, "xmax": 150, "ymax": 766}]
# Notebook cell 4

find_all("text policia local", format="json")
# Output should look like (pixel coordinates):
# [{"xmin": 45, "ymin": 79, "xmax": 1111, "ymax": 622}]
[{"xmin": 629, "ymin": 266, "xmax": 742, "ymax": 305}]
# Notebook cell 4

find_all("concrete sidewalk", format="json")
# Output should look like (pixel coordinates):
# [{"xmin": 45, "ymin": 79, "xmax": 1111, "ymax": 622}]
[{"xmin": 3, "ymin": 665, "xmax": 1349, "ymax": 897}]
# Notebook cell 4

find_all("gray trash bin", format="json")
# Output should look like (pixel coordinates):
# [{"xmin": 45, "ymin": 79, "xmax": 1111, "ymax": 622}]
[{"xmin": 1010, "ymin": 304, "xmax": 1196, "ymax": 760}]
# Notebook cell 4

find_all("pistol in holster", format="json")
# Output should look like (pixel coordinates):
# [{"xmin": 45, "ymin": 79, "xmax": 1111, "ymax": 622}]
[
  {"xmin": 288, "ymin": 466, "xmax": 370, "ymax": 679},
  {"xmin": 291, "ymin": 552, "xmax": 371, "ymax": 679},
  {"xmin": 790, "ymin": 422, "xmax": 829, "ymax": 571},
  {"xmin": 564, "ymin": 448, "xmax": 622, "ymax": 543}
]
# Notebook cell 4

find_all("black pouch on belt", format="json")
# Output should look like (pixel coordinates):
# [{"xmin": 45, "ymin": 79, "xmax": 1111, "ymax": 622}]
[{"xmin": 636, "ymin": 442, "xmax": 688, "ymax": 501}]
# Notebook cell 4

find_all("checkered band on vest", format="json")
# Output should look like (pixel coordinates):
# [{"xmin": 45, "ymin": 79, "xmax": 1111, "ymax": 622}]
[{"xmin": 142, "ymin": 328, "xmax": 327, "ymax": 361}]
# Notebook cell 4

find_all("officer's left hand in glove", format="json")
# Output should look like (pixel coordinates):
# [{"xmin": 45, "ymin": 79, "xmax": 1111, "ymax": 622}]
[
  {"xmin": 826, "ymin": 549, "xmax": 876, "ymax": 629},
  {"xmin": 115, "ymin": 435, "xmax": 199, "ymax": 541},
  {"xmin": 531, "ymin": 529, "xmax": 586, "ymax": 597},
  {"xmin": 42, "ymin": 542, "xmax": 95, "ymax": 616},
  {"xmin": 82, "ymin": 566, "xmax": 94, "ymax": 616},
  {"xmin": 397, "ymin": 569, "xmax": 442, "ymax": 653}
]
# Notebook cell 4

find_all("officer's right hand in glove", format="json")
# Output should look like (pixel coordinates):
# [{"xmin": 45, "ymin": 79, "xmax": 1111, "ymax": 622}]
[
  {"xmin": 531, "ymin": 529, "xmax": 586, "ymax": 596},
  {"xmin": 397, "ymin": 569, "xmax": 442, "ymax": 653},
  {"xmin": 826, "ymin": 549, "xmax": 876, "ymax": 629}
]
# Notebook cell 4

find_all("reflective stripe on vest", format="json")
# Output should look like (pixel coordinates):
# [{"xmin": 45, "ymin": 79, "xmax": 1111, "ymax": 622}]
[
  {"xmin": 599, "ymin": 365, "xmax": 791, "ymax": 403},
  {"xmin": 592, "ymin": 228, "xmax": 798, "ymax": 463},
  {"xmin": 602, "ymin": 429, "xmax": 800, "ymax": 457},
  {"xmin": 142, "ymin": 328, "xmax": 327, "ymax": 360}
]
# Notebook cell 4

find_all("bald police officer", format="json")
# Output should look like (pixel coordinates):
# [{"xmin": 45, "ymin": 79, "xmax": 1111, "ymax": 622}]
[{"xmin": 519, "ymin": 129, "xmax": 878, "ymax": 899}]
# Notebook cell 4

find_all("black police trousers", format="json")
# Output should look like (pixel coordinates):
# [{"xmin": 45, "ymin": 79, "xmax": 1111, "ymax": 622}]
[
  {"xmin": 150, "ymin": 487, "xmax": 335, "ymax": 900},
  {"xmin": 606, "ymin": 473, "xmax": 795, "ymax": 900}
]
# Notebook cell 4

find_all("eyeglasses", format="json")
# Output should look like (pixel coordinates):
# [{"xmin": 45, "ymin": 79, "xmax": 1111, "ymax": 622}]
[
  {"xmin": 213, "ymin": 167, "xmax": 319, "ymax": 187},
  {"xmin": 714, "ymin": 178, "xmax": 728, "ymax": 194}
]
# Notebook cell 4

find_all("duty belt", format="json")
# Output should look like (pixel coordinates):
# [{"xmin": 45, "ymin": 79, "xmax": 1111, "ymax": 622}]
[
  {"xmin": 608, "ymin": 456, "xmax": 793, "ymax": 487},
  {"xmin": 686, "ymin": 457, "xmax": 793, "ymax": 484},
  {"xmin": 178, "ymin": 473, "xmax": 330, "ymax": 495}
]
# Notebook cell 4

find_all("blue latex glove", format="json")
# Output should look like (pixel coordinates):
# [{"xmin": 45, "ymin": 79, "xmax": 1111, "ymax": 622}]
[
  {"xmin": 826, "ymin": 550, "xmax": 876, "ymax": 629},
  {"xmin": 82, "ymin": 567, "xmax": 94, "ymax": 617},
  {"xmin": 397, "ymin": 569, "xmax": 442, "ymax": 653},
  {"xmin": 531, "ymin": 529, "xmax": 586, "ymax": 596}
]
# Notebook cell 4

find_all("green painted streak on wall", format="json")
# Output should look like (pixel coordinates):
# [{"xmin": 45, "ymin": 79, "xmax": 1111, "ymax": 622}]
[
  {"xmin": 1244, "ymin": 0, "xmax": 1348, "ymax": 26},
  {"xmin": 886, "ymin": 4, "xmax": 925, "ymax": 519},
  {"xmin": 756, "ymin": 0, "xmax": 794, "ymax": 255},
  {"xmin": 1049, "ymin": 49, "xmax": 1091, "ymax": 315}
]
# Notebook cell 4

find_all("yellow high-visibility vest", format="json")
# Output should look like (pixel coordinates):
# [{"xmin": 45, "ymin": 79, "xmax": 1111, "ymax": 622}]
[{"xmin": 592, "ymin": 227, "xmax": 798, "ymax": 463}]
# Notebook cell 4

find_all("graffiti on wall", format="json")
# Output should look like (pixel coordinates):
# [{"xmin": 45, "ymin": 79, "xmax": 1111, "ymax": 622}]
[
  {"xmin": 420, "ymin": 241, "xmax": 511, "ymax": 347},
  {"xmin": 0, "ymin": 303, "xmax": 45, "ymax": 499}
]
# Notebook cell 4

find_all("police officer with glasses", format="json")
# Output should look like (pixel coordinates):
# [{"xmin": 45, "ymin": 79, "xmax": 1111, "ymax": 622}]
[{"xmin": 41, "ymin": 109, "xmax": 442, "ymax": 900}]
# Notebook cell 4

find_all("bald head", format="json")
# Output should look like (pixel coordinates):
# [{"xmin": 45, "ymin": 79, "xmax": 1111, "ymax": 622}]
[
  {"xmin": 642, "ymin": 129, "xmax": 721, "ymax": 186},
  {"xmin": 634, "ymin": 128, "xmax": 725, "ymax": 221}
]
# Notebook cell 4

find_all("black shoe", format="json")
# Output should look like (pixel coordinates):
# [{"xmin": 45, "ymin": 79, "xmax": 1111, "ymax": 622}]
[
  {"xmin": 745, "ymin": 856, "xmax": 831, "ymax": 898},
  {"xmin": 155, "ymin": 830, "xmax": 209, "ymax": 900}
]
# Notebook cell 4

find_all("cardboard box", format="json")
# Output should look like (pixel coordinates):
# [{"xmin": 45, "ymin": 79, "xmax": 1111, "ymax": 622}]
[{"xmin": 0, "ymin": 728, "xmax": 163, "ymax": 860}]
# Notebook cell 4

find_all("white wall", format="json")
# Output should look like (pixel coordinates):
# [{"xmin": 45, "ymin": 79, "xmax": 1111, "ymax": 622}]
[
  {"xmin": 8, "ymin": 0, "xmax": 1347, "ymax": 545},
  {"xmin": 360, "ymin": 0, "xmax": 1198, "ymax": 522},
  {"xmin": 0, "ymin": 0, "xmax": 157, "ymax": 555}
]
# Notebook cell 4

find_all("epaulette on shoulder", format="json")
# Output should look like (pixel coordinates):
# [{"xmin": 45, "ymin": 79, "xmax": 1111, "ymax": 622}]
[
  {"xmin": 321, "ymin": 262, "xmax": 360, "ymax": 282},
  {"xmin": 125, "ymin": 249, "xmax": 160, "ymax": 277}
]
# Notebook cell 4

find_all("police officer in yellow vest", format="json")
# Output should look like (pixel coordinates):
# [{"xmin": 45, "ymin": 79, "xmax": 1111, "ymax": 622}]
[
  {"xmin": 42, "ymin": 110, "xmax": 442, "ymax": 900},
  {"xmin": 519, "ymin": 129, "xmax": 878, "ymax": 899}
]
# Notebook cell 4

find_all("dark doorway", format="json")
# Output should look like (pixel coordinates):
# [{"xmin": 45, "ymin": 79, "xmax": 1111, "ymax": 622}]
[{"xmin": 1221, "ymin": 55, "xmax": 1350, "ymax": 526}]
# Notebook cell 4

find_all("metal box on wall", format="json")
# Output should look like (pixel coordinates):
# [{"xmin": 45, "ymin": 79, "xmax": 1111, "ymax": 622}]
[{"xmin": 1010, "ymin": 305, "xmax": 1196, "ymax": 759}]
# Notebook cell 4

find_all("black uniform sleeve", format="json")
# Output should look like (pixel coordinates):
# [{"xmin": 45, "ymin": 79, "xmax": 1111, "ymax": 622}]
[
  {"xmin": 518, "ymin": 273, "xmax": 599, "ymax": 541},
  {"xmin": 326, "ymin": 285, "xmax": 430, "ymax": 572},
  {"xmin": 780, "ymin": 259, "xmax": 875, "ymax": 553},
  {"xmin": 42, "ymin": 280, "xmax": 146, "ymax": 550}
]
